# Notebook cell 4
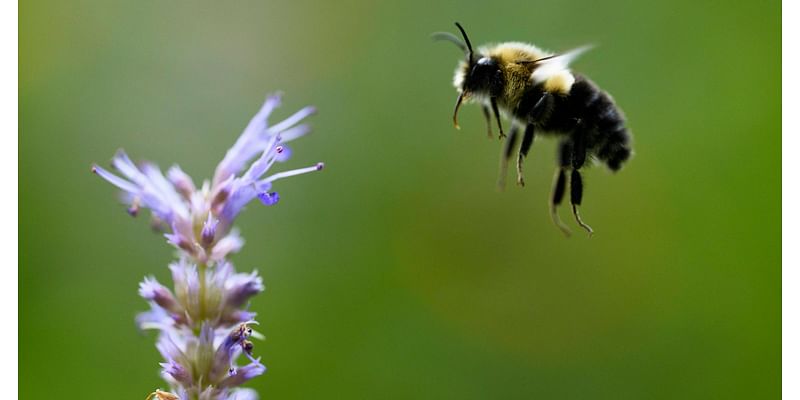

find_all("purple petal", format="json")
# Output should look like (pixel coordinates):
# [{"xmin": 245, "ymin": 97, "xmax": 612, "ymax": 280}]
[
  {"xmin": 210, "ymin": 232, "xmax": 245, "ymax": 261},
  {"xmin": 211, "ymin": 175, "xmax": 235, "ymax": 210},
  {"xmin": 156, "ymin": 331, "xmax": 186, "ymax": 362},
  {"xmin": 199, "ymin": 323, "xmax": 215, "ymax": 349},
  {"xmin": 212, "ymin": 260, "xmax": 235, "ymax": 287},
  {"xmin": 226, "ymin": 389, "xmax": 259, "ymax": 400},
  {"xmin": 217, "ymin": 361, "xmax": 266, "ymax": 388},
  {"xmin": 167, "ymin": 165, "xmax": 196, "ymax": 198},
  {"xmin": 202, "ymin": 214, "xmax": 218, "ymax": 246},
  {"xmin": 160, "ymin": 359, "xmax": 193, "ymax": 386},
  {"xmin": 267, "ymin": 106, "xmax": 316, "ymax": 134},
  {"xmin": 241, "ymin": 136, "xmax": 282, "ymax": 182},
  {"xmin": 139, "ymin": 277, "xmax": 182, "ymax": 313},
  {"xmin": 135, "ymin": 305, "xmax": 173, "ymax": 330},
  {"xmin": 229, "ymin": 310, "xmax": 258, "ymax": 324},
  {"xmin": 110, "ymin": 150, "xmax": 146, "ymax": 184},
  {"xmin": 277, "ymin": 124, "xmax": 311, "ymax": 143},
  {"xmin": 96, "ymin": 150, "xmax": 188, "ymax": 224},
  {"xmin": 92, "ymin": 165, "xmax": 139, "ymax": 193},
  {"xmin": 254, "ymin": 181, "xmax": 272, "ymax": 193},
  {"xmin": 140, "ymin": 162, "xmax": 185, "ymax": 209},
  {"xmin": 219, "ymin": 180, "xmax": 258, "ymax": 222},
  {"xmin": 225, "ymin": 271, "xmax": 264, "ymax": 309},
  {"xmin": 257, "ymin": 192, "xmax": 280, "ymax": 206},
  {"xmin": 165, "ymin": 232, "xmax": 194, "ymax": 254},
  {"xmin": 275, "ymin": 145, "xmax": 292, "ymax": 162},
  {"xmin": 214, "ymin": 94, "xmax": 282, "ymax": 185}
]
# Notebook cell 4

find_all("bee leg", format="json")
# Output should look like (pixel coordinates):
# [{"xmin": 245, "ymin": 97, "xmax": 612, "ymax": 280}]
[
  {"xmin": 570, "ymin": 170, "xmax": 593, "ymax": 235},
  {"xmin": 570, "ymin": 134, "xmax": 594, "ymax": 235},
  {"xmin": 551, "ymin": 140, "xmax": 572, "ymax": 236},
  {"xmin": 497, "ymin": 124, "xmax": 520, "ymax": 190},
  {"xmin": 490, "ymin": 97, "xmax": 505, "ymax": 139},
  {"xmin": 516, "ymin": 124, "xmax": 535, "ymax": 186},
  {"xmin": 481, "ymin": 105, "xmax": 494, "ymax": 139}
]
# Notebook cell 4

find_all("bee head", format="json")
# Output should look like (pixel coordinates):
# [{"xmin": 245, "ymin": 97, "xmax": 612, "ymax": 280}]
[
  {"xmin": 463, "ymin": 56, "xmax": 503, "ymax": 97},
  {"xmin": 437, "ymin": 22, "xmax": 503, "ymax": 129}
]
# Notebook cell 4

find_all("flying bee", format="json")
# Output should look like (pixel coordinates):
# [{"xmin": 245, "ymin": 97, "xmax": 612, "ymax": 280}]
[{"xmin": 434, "ymin": 23, "xmax": 632, "ymax": 236}]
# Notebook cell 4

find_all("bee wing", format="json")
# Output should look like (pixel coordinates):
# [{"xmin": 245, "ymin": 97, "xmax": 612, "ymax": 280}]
[
  {"xmin": 431, "ymin": 31, "xmax": 468, "ymax": 53},
  {"xmin": 531, "ymin": 45, "xmax": 593, "ymax": 82}
]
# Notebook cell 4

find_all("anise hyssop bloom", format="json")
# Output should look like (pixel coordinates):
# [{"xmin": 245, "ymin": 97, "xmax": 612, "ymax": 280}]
[{"xmin": 94, "ymin": 94, "xmax": 323, "ymax": 400}]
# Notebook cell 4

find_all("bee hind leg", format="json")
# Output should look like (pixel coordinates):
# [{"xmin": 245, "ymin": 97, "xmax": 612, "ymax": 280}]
[
  {"xmin": 550, "ymin": 167, "xmax": 571, "ymax": 237},
  {"xmin": 569, "ymin": 133, "xmax": 594, "ymax": 236},
  {"xmin": 570, "ymin": 169, "xmax": 594, "ymax": 235},
  {"xmin": 550, "ymin": 140, "xmax": 572, "ymax": 236}
]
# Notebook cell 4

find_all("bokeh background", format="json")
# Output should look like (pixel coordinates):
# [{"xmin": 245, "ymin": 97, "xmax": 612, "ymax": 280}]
[{"xmin": 20, "ymin": 0, "xmax": 780, "ymax": 398}]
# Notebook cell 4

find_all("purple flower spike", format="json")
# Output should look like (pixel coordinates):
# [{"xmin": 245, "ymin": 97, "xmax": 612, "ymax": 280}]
[
  {"xmin": 257, "ymin": 192, "xmax": 280, "ymax": 206},
  {"xmin": 93, "ymin": 93, "xmax": 323, "ymax": 265},
  {"xmin": 94, "ymin": 92, "xmax": 324, "ymax": 399}
]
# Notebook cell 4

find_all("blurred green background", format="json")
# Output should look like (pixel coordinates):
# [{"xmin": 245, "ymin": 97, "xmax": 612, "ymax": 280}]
[{"xmin": 20, "ymin": 0, "xmax": 780, "ymax": 398}]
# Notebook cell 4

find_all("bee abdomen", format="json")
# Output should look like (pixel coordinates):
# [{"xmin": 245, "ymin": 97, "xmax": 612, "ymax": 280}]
[
  {"xmin": 569, "ymin": 75, "xmax": 632, "ymax": 171},
  {"xmin": 514, "ymin": 75, "xmax": 632, "ymax": 171}
]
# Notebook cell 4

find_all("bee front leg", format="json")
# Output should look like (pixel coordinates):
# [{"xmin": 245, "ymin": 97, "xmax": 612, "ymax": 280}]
[
  {"xmin": 490, "ymin": 97, "xmax": 505, "ymax": 139},
  {"xmin": 516, "ymin": 124, "xmax": 535, "ymax": 186}
]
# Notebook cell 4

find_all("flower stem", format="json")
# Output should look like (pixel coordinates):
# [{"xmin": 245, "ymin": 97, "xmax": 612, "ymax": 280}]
[{"xmin": 198, "ymin": 262, "xmax": 207, "ymax": 323}]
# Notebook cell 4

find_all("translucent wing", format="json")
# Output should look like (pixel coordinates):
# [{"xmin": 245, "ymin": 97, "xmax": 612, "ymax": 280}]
[
  {"xmin": 530, "ymin": 45, "xmax": 593, "ymax": 82},
  {"xmin": 431, "ymin": 31, "xmax": 468, "ymax": 53}
]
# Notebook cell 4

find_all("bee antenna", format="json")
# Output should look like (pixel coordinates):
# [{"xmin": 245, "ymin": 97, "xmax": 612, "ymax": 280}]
[
  {"xmin": 454, "ymin": 22, "xmax": 474, "ymax": 64},
  {"xmin": 532, "ymin": 54, "xmax": 558, "ymax": 63}
]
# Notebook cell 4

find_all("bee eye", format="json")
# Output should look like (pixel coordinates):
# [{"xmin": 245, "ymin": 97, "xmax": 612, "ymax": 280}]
[{"xmin": 477, "ymin": 57, "xmax": 492, "ymax": 65}]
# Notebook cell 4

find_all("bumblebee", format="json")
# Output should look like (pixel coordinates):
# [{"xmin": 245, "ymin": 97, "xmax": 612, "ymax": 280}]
[{"xmin": 435, "ymin": 23, "xmax": 632, "ymax": 236}]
